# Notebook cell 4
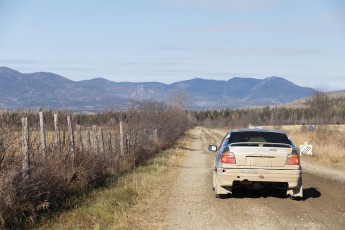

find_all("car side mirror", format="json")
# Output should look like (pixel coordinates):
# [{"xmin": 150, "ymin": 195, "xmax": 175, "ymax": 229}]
[{"xmin": 208, "ymin": 145, "xmax": 217, "ymax": 152}]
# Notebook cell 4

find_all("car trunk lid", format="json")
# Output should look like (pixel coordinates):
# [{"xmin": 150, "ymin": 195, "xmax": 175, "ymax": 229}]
[{"xmin": 229, "ymin": 143, "xmax": 292, "ymax": 167}]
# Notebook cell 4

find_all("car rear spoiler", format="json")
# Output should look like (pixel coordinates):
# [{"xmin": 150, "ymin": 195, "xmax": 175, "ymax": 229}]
[{"xmin": 229, "ymin": 142, "xmax": 292, "ymax": 148}]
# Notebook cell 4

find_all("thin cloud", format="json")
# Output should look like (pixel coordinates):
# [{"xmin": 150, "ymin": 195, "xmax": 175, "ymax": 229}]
[
  {"xmin": 309, "ymin": 11, "xmax": 345, "ymax": 35},
  {"xmin": 0, "ymin": 59, "xmax": 37, "ymax": 64},
  {"xmin": 189, "ymin": 22, "xmax": 271, "ymax": 34},
  {"xmin": 200, "ymin": 72, "xmax": 267, "ymax": 78},
  {"xmin": 55, "ymin": 67, "xmax": 97, "ymax": 71},
  {"xmin": 170, "ymin": 0, "xmax": 278, "ymax": 11},
  {"xmin": 155, "ymin": 45, "xmax": 323, "ymax": 57},
  {"xmin": 117, "ymin": 61, "xmax": 182, "ymax": 66},
  {"xmin": 320, "ymin": 11, "xmax": 345, "ymax": 21},
  {"xmin": 223, "ymin": 48, "xmax": 324, "ymax": 57},
  {"xmin": 187, "ymin": 21, "xmax": 344, "ymax": 36},
  {"xmin": 127, "ymin": 68, "xmax": 200, "ymax": 74}
]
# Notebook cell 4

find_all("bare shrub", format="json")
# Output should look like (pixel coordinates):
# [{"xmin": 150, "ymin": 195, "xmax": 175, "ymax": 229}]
[
  {"xmin": 0, "ymin": 151, "xmax": 114, "ymax": 228},
  {"xmin": 305, "ymin": 89, "xmax": 333, "ymax": 129},
  {"xmin": 0, "ymin": 103, "xmax": 193, "ymax": 228}
]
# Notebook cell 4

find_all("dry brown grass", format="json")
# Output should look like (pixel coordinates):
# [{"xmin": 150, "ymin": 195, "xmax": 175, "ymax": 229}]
[
  {"xmin": 37, "ymin": 135, "xmax": 187, "ymax": 230},
  {"xmin": 265, "ymin": 125, "xmax": 345, "ymax": 170}
]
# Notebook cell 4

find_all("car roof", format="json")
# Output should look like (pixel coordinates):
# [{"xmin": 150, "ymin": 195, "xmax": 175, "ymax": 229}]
[{"xmin": 229, "ymin": 128, "xmax": 287, "ymax": 134}]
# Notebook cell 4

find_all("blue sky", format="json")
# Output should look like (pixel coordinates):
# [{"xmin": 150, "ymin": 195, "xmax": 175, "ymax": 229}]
[{"xmin": 0, "ymin": 0, "xmax": 344, "ymax": 90}]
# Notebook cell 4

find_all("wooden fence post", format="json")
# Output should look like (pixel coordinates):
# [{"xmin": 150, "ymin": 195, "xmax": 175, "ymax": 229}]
[
  {"xmin": 113, "ymin": 132, "xmax": 117, "ymax": 150},
  {"xmin": 86, "ymin": 130, "xmax": 91, "ymax": 153},
  {"xmin": 62, "ymin": 130, "xmax": 66, "ymax": 146},
  {"xmin": 67, "ymin": 116, "xmax": 75, "ymax": 156},
  {"xmin": 54, "ymin": 114, "xmax": 61, "ymax": 156},
  {"xmin": 153, "ymin": 128, "xmax": 158, "ymax": 143},
  {"xmin": 113, "ymin": 131, "xmax": 118, "ymax": 160},
  {"xmin": 39, "ymin": 111, "xmax": 46, "ymax": 159},
  {"xmin": 126, "ymin": 133, "xmax": 130, "ymax": 153},
  {"xmin": 93, "ymin": 125, "xmax": 98, "ymax": 152},
  {"xmin": 107, "ymin": 131, "xmax": 112, "ymax": 155},
  {"xmin": 22, "ymin": 117, "xmax": 29, "ymax": 178},
  {"xmin": 76, "ymin": 125, "xmax": 82, "ymax": 152},
  {"xmin": 100, "ymin": 128, "xmax": 104, "ymax": 157},
  {"xmin": 120, "ymin": 122, "xmax": 124, "ymax": 155}
]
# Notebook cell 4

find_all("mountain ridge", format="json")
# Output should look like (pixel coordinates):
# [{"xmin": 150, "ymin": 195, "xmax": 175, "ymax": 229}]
[{"xmin": 0, "ymin": 67, "xmax": 316, "ymax": 110}]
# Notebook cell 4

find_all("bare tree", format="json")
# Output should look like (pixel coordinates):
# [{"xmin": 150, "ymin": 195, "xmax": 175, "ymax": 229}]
[
  {"xmin": 168, "ymin": 90, "xmax": 187, "ymax": 110},
  {"xmin": 305, "ymin": 89, "xmax": 333, "ymax": 127}
]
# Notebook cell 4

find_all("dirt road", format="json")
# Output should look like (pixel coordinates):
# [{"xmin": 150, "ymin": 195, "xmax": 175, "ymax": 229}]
[{"xmin": 164, "ymin": 127, "xmax": 345, "ymax": 230}]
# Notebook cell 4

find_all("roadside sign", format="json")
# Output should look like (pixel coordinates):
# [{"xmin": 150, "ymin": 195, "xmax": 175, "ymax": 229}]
[{"xmin": 300, "ymin": 143, "xmax": 313, "ymax": 155}]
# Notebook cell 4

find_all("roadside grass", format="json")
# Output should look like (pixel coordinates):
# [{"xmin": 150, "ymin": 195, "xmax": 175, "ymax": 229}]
[
  {"xmin": 37, "ymin": 133, "xmax": 188, "ymax": 230},
  {"xmin": 266, "ymin": 125, "xmax": 345, "ymax": 171}
]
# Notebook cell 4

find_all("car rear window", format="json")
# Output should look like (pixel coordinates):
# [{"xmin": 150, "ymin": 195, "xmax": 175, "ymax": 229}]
[{"xmin": 228, "ymin": 131, "xmax": 291, "ymax": 145}]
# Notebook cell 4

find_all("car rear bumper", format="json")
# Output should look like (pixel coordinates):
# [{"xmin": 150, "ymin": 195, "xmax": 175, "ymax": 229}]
[{"xmin": 217, "ymin": 168, "xmax": 302, "ymax": 189}]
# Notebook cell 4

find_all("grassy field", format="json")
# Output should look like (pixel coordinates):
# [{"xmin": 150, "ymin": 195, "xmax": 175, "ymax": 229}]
[
  {"xmin": 265, "ymin": 125, "xmax": 345, "ymax": 171},
  {"xmin": 36, "ymin": 132, "xmax": 188, "ymax": 230}
]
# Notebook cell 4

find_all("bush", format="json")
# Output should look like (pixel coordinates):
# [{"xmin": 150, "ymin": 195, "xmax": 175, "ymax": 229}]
[{"xmin": 0, "ymin": 102, "xmax": 193, "ymax": 228}]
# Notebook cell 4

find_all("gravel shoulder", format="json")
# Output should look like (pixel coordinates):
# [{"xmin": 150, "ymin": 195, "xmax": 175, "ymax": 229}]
[
  {"xmin": 161, "ymin": 127, "xmax": 345, "ymax": 230},
  {"xmin": 301, "ymin": 161, "xmax": 345, "ymax": 183}
]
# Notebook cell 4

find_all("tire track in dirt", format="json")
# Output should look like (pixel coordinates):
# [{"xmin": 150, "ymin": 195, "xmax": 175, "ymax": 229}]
[{"xmin": 165, "ymin": 127, "xmax": 232, "ymax": 229}]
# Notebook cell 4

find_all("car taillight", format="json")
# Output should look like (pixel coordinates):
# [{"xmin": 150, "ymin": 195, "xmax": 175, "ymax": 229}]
[
  {"xmin": 286, "ymin": 154, "xmax": 300, "ymax": 165},
  {"xmin": 221, "ymin": 152, "xmax": 236, "ymax": 164}
]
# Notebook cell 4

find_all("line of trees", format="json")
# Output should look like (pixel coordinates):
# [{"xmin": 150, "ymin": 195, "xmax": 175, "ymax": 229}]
[{"xmin": 191, "ymin": 91, "xmax": 345, "ymax": 128}]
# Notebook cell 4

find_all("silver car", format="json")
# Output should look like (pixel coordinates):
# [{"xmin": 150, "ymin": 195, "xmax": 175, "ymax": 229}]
[{"xmin": 209, "ymin": 128, "xmax": 303, "ymax": 199}]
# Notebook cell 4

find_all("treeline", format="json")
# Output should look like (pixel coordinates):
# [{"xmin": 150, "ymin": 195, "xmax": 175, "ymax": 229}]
[{"xmin": 191, "ymin": 91, "xmax": 345, "ymax": 128}]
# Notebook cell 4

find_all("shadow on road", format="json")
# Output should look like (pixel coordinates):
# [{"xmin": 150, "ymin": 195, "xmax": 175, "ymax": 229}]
[{"xmin": 299, "ymin": 187, "xmax": 321, "ymax": 200}]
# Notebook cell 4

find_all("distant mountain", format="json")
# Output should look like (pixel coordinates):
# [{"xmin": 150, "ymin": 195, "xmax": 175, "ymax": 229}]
[{"xmin": 0, "ymin": 67, "xmax": 316, "ymax": 110}]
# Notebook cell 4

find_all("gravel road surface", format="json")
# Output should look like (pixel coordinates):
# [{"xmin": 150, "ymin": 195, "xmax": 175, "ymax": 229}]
[{"xmin": 164, "ymin": 127, "xmax": 345, "ymax": 230}]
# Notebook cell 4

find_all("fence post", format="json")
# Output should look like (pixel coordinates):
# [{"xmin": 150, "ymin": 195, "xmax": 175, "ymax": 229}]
[
  {"xmin": 126, "ymin": 133, "xmax": 130, "ymax": 154},
  {"xmin": 100, "ymin": 128, "xmax": 104, "ymax": 157},
  {"xmin": 54, "ymin": 114, "xmax": 61, "ymax": 156},
  {"xmin": 86, "ymin": 130, "xmax": 91, "ymax": 153},
  {"xmin": 153, "ymin": 128, "xmax": 158, "ymax": 143},
  {"xmin": 39, "ymin": 111, "xmax": 46, "ymax": 159},
  {"xmin": 76, "ymin": 125, "xmax": 82, "ymax": 152},
  {"xmin": 149, "ymin": 129, "xmax": 153, "ymax": 141},
  {"xmin": 0, "ymin": 139, "xmax": 4, "ymax": 166},
  {"xmin": 93, "ymin": 125, "xmax": 98, "ymax": 152},
  {"xmin": 114, "ymin": 131, "xmax": 118, "ymax": 160},
  {"xmin": 107, "ymin": 131, "xmax": 112, "ymax": 156},
  {"xmin": 67, "ymin": 116, "xmax": 75, "ymax": 156},
  {"xmin": 114, "ymin": 131, "xmax": 119, "ymax": 153},
  {"xmin": 120, "ymin": 122, "xmax": 124, "ymax": 155},
  {"xmin": 62, "ymin": 130, "xmax": 66, "ymax": 146},
  {"xmin": 22, "ymin": 117, "xmax": 29, "ymax": 178}
]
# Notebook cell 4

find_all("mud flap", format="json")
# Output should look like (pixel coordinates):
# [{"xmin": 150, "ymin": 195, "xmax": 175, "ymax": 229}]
[
  {"xmin": 214, "ymin": 174, "xmax": 230, "ymax": 197},
  {"xmin": 214, "ymin": 185, "xmax": 229, "ymax": 199}
]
